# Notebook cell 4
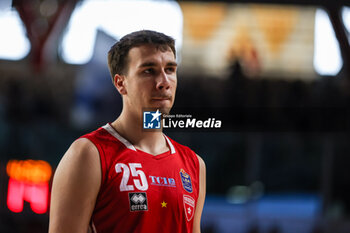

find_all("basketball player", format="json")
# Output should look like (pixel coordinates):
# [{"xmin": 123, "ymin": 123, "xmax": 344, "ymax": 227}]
[{"xmin": 49, "ymin": 30, "xmax": 206, "ymax": 233}]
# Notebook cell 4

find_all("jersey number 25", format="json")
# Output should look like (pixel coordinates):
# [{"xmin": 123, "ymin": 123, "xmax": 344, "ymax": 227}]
[{"xmin": 115, "ymin": 163, "xmax": 149, "ymax": 191}]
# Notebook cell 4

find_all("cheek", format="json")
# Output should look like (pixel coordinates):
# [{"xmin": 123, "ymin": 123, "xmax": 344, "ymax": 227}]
[
  {"xmin": 171, "ymin": 77, "xmax": 177, "ymax": 90},
  {"xmin": 132, "ymin": 82, "xmax": 151, "ymax": 100}
]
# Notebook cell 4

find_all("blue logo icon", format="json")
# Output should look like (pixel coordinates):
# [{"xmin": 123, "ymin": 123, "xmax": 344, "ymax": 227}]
[
  {"xmin": 179, "ymin": 169, "xmax": 193, "ymax": 193},
  {"xmin": 143, "ymin": 110, "xmax": 162, "ymax": 129}
]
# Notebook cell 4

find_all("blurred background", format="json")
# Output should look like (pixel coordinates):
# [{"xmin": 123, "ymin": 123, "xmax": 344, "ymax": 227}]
[{"xmin": 0, "ymin": 0, "xmax": 350, "ymax": 232}]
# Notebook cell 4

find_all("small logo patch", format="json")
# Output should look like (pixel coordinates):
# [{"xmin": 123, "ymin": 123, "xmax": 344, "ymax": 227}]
[
  {"xmin": 149, "ymin": 175, "xmax": 176, "ymax": 188},
  {"xmin": 128, "ymin": 192, "xmax": 148, "ymax": 212},
  {"xmin": 143, "ymin": 110, "xmax": 161, "ymax": 129},
  {"xmin": 183, "ymin": 195, "xmax": 195, "ymax": 221},
  {"xmin": 179, "ymin": 169, "xmax": 193, "ymax": 193}
]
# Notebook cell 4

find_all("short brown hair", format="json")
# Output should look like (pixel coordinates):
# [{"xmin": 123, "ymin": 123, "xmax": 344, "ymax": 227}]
[{"xmin": 107, "ymin": 30, "xmax": 176, "ymax": 82}]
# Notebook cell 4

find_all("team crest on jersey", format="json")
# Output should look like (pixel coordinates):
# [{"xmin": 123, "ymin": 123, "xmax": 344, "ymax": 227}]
[
  {"xmin": 179, "ymin": 169, "xmax": 193, "ymax": 193},
  {"xmin": 183, "ymin": 195, "xmax": 195, "ymax": 221},
  {"xmin": 128, "ymin": 192, "xmax": 148, "ymax": 212}
]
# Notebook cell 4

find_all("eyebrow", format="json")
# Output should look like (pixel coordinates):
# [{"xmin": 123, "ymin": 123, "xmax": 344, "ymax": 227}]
[{"xmin": 138, "ymin": 61, "xmax": 178, "ymax": 68}]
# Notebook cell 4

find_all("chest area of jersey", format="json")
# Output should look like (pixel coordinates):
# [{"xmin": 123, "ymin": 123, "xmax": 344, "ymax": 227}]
[
  {"xmin": 106, "ymin": 155, "xmax": 196, "ymax": 220},
  {"xmin": 111, "ymin": 158, "xmax": 194, "ymax": 195}
]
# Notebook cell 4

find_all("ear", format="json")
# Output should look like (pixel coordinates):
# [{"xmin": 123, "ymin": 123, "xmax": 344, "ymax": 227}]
[{"xmin": 114, "ymin": 74, "xmax": 127, "ymax": 95}]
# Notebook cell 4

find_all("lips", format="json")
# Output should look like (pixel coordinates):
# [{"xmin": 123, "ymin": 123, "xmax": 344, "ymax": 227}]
[{"xmin": 151, "ymin": 96, "xmax": 172, "ymax": 101}]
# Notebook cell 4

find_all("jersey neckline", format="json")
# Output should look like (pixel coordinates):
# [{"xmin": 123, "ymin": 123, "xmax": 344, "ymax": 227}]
[
  {"xmin": 135, "ymin": 148, "xmax": 171, "ymax": 160},
  {"xmin": 102, "ymin": 123, "xmax": 176, "ymax": 156}
]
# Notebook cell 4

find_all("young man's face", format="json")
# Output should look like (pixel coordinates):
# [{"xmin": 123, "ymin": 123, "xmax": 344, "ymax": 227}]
[{"xmin": 117, "ymin": 44, "xmax": 177, "ymax": 116}]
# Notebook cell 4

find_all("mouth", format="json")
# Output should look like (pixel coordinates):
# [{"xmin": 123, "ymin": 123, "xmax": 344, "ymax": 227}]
[
  {"xmin": 151, "ymin": 96, "xmax": 172, "ymax": 101},
  {"xmin": 150, "ymin": 97, "xmax": 173, "ymax": 110}
]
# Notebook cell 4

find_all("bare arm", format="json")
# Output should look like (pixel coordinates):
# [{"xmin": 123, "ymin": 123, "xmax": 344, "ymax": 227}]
[
  {"xmin": 192, "ymin": 155, "xmax": 206, "ymax": 233},
  {"xmin": 49, "ymin": 138, "xmax": 101, "ymax": 233}
]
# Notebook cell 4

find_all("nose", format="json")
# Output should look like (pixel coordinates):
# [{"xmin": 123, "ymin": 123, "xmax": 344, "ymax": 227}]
[{"xmin": 156, "ymin": 70, "xmax": 170, "ymax": 90}]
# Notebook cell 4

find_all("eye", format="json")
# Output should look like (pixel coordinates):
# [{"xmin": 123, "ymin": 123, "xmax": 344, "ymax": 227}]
[
  {"xmin": 143, "ymin": 68, "xmax": 154, "ymax": 74},
  {"xmin": 165, "ymin": 67, "xmax": 176, "ymax": 74}
]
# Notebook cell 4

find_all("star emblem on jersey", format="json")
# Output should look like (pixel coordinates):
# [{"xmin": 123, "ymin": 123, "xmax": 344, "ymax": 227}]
[
  {"xmin": 183, "ymin": 195, "xmax": 195, "ymax": 221},
  {"xmin": 143, "ymin": 109, "xmax": 161, "ymax": 129},
  {"xmin": 128, "ymin": 192, "xmax": 148, "ymax": 212},
  {"xmin": 161, "ymin": 201, "xmax": 167, "ymax": 208}
]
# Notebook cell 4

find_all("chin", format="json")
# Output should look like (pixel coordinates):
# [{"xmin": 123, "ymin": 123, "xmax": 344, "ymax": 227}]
[
  {"xmin": 148, "ymin": 105, "xmax": 171, "ymax": 114},
  {"xmin": 148, "ymin": 102, "xmax": 173, "ymax": 114},
  {"xmin": 159, "ymin": 107, "xmax": 172, "ymax": 115}
]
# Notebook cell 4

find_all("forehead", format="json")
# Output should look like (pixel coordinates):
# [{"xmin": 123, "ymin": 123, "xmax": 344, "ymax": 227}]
[{"xmin": 127, "ymin": 44, "xmax": 176, "ymax": 67}]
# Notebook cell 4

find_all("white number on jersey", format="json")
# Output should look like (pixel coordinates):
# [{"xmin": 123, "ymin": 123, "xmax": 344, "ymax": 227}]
[
  {"xmin": 115, "ymin": 163, "xmax": 149, "ymax": 192},
  {"xmin": 115, "ymin": 163, "xmax": 134, "ymax": 191}
]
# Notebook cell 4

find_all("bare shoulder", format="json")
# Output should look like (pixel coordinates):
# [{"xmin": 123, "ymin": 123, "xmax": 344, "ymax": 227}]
[
  {"xmin": 66, "ymin": 137, "xmax": 98, "ymax": 160},
  {"xmin": 49, "ymin": 138, "xmax": 101, "ymax": 233},
  {"xmin": 196, "ymin": 154, "xmax": 206, "ymax": 170},
  {"xmin": 57, "ymin": 138, "xmax": 100, "ymax": 170},
  {"xmin": 195, "ymin": 154, "xmax": 206, "ymax": 190},
  {"xmin": 53, "ymin": 137, "xmax": 101, "ymax": 191}
]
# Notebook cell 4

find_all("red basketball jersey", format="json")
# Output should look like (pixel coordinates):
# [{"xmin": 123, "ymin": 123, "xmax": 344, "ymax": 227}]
[{"xmin": 81, "ymin": 123, "xmax": 200, "ymax": 233}]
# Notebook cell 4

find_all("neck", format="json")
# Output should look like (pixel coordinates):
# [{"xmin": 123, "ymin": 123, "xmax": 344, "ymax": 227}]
[{"xmin": 110, "ymin": 109, "xmax": 168, "ymax": 155}]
